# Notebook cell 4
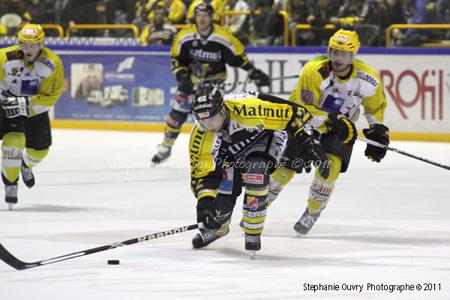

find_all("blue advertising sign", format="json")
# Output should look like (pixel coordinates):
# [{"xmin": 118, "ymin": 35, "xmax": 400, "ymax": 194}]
[{"xmin": 56, "ymin": 48, "xmax": 177, "ymax": 123}]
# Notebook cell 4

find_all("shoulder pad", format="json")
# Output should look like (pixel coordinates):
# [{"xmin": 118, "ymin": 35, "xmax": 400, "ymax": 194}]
[
  {"xmin": 6, "ymin": 50, "xmax": 24, "ymax": 61},
  {"xmin": 34, "ymin": 55, "xmax": 55, "ymax": 77},
  {"xmin": 318, "ymin": 61, "xmax": 332, "ymax": 79}
]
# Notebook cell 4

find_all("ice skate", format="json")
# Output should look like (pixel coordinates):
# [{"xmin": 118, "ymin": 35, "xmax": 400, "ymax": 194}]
[
  {"xmin": 21, "ymin": 160, "xmax": 35, "ymax": 188},
  {"xmin": 192, "ymin": 226, "xmax": 229, "ymax": 249},
  {"xmin": 293, "ymin": 208, "xmax": 320, "ymax": 236},
  {"xmin": 245, "ymin": 234, "xmax": 261, "ymax": 259},
  {"xmin": 151, "ymin": 144, "xmax": 172, "ymax": 165},
  {"xmin": 5, "ymin": 185, "xmax": 18, "ymax": 210}
]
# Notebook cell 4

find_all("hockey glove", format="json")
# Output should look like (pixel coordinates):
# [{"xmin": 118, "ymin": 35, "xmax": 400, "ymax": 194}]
[
  {"xmin": 196, "ymin": 196, "xmax": 221, "ymax": 230},
  {"xmin": 362, "ymin": 124, "xmax": 390, "ymax": 162},
  {"xmin": 295, "ymin": 131, "xmax": 330, "ymax": 179},
  {"xmin": 325, "ymin": 113, "xmax": 357, "ymax": 144},
  {"xmin": 248, "ymin": 68, "xmax": 271, "ymax": 87},
  {"xmin": 1, "ymin": 96, "xmax": 30, "ymax": 118},
  {"xmin": 176, "ymin": 70, "xmax": 193, "ymax": 95}
]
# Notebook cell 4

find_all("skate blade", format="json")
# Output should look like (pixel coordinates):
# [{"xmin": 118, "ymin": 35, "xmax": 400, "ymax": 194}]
[
  {"xmin": 249, "ymin": 251, "xmax": 256, "ymax": 260},
  {"xmin": 8, "ymin": 203, "xmax": 15, "ymax": 210},
  {"xmin": 294, "ymin": 231, "xmax": 306, "ymax": 238}
]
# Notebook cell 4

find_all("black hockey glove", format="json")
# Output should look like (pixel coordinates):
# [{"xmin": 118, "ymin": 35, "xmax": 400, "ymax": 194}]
[
  {"xmin": 176, "ymin": 70, "xmax": 193, "ymax": 95},
  {"xmin": 325, "ymin": 113, "xmax": 357, "ymax": 144},
  {"xmin": 1, "ymin": 96, "xmax": 30, "ymax": 118},
  {"xmin": 295, "ymin": 131, "xmax": 330, "ymax": 179},
  {"xmin": 196, "ymin": 196, "xmax": 221, "ymax": 230},
  {"xmin": 362, "ymin": 124, "xmax": 390, "ymax": 162},
  {"xmin": 248, "ymin": 68, "xmax": 271, "ymax": 87}
]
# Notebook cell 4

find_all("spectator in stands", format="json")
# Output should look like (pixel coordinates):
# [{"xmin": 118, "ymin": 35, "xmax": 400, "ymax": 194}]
[
  {"xmin": 140, "ymin": 3, "xmax": 177, "ymax": 45},
  {"xmin": 395, "ymin": 0, "xmax": 432, "ymax": 46},
  {"xmin": 437, "ymin": 0, "xmax": 450, "ymax": 22},
  {"xmin": 54, "ymin": 0, "xmax": 71, "ymax": 29},
  {"xmin": 376, "ymin": 0, "xmax": 406, "ymax": 46},
  {"xmin": 335, "ymin": 0, "xmax": 380, "ymax": 46},
  {"xmin": 105, "ymin": 0, "xmax": 135, "ymax": 25},
  {"xmin": 54, "ymin": 0, "xmax": 99, "ymax": 36},
  {"xmin": 306, "ymin": 0, "xmax": 341, "ymax": 45},
  {"xmin": 0, "ymin": 13, "xmax": 22, "ymax": 37},
  {"xmin": 252, "ymin": 0, "xmax": 285, "ymax": 45},
  {"xmin": 67, "ymin": 0, "xmax": 99, "ymax": 37},
  {"xmin": 163, "ymin": 0, "xmax": 187, "ymax": 24},
  {"xmin": 0, "ymin": 0, "xmax": 26, "ymax": 17},
  {"xmin": 23, "ymin": 0, "xmax": 47, "ymax": 24},
  {"xmin": 282, "ymin": 0, "xmax": 315, "ymax": 45},
  {"xmin": 224, "ymin": 0, "xmax": 250, "ymax": 44}
]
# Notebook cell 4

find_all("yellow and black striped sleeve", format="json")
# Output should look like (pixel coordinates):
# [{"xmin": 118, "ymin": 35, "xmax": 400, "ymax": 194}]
[
  {"xmin": 170, "ymin": 25, "xmax": 196, "ymax": 79},
  {"xmin": 212, "ymin": 25, "xmax": 252, "ymax": 70},
  {"xmin": 189, "ymin": 124, "xmax": 222, "ymax": 200}
]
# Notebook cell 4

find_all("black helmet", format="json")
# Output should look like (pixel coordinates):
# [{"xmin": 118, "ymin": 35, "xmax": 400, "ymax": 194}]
[
  {"xmin": 192, "ymin": 86, "xmax": 223, "ymax": 120},
  {"xmin": 194, "ymin": 2, "xmax": 214, "ymax": 17}
]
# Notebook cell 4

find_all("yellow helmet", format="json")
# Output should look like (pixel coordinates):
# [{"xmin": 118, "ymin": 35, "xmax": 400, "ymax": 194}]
[
  {"xmin": 328, "ymin": 29, "xmax": 360, "ymax": 54},
  {"xmin": 18, "ymin": 24, "xmax": 45, "ymax": 44}
]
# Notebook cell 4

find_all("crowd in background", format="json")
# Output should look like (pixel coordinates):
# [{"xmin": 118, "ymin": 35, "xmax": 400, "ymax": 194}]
[{"xmin": 0, "ymin": 0, "xmax": 449, "ymax": 46}]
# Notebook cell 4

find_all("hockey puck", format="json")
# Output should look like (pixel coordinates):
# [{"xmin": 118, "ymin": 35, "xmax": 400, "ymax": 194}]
[{"xmin": 107, "ymin": 260, "xmax": 120, "ymax": 265}]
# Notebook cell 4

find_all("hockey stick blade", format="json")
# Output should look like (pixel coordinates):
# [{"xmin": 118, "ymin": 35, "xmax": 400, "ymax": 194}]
[
  {"xmin": 358, "ymin": 137, "xmax": 450, "ymax": 171},
  {"xmin": 0, "ymin": 223, "xmax": 199, "ymax": 270}
]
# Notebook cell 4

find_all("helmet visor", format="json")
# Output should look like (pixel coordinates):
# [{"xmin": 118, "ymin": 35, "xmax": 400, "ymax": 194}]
[
  {"xmin": 19, "ymin": 42, "xmax": 42, "ymax": 60},
  {"xmin": 196, "ymin": 110, "xmax": 225, "ymax": 132},
  {"xmin": 328, "ymin": 49, "xmax": 354, "ymax": 65}
]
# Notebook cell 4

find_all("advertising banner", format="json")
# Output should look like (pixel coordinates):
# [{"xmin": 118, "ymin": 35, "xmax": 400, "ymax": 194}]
[{"xmin": 53, "ymin": 47, "xmax": 450, "ymax": 136}]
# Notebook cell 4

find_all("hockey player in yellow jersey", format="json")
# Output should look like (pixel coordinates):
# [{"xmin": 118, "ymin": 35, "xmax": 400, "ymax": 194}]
[
  {"xmin": 0, "ymin": 24, "xmax": 64, "ymax": 209},
  {"xmin": 151, "ymin": 3, "xmax": 270, "ymax": 165},
  {"xmin": 268, "ymin": 29, "xmax": 389, "ymax": 235},
  {"xmin": 189, "ymin": 86, "xmax": 329, "ymax": 258}
]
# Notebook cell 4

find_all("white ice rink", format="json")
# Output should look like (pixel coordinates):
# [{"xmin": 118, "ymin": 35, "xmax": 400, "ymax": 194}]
[{"xmin": 0, "ymin": 129, "xmax": 449, "ymax": 300}]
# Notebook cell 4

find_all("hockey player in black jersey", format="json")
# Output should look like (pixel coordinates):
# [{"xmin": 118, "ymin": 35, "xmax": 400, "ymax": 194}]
[
  {"xmin": 189, "ymin": 86, "xmax": 329, "ymax": 258},
  {"xmin": 151, "ymin": 3, "xmax": 270, "ymax": 164}
]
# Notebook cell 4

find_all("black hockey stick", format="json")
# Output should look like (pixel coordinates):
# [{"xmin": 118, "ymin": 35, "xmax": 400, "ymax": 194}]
[
  {"xmin": 358, "ymin": 137, "xmax": 450, "ymax": 171},
  {"xmin": 0, "ymin": 223, "xmax": 200, "ymax": 270}
]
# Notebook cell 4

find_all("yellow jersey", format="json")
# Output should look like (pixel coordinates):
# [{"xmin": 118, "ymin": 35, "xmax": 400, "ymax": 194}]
[
  {"xmin": 0, "ymin": 45, "xmax": 64, "ymax": 116},
  {"xmin": 289, "ymin": 55, "xmax": 387, "ymax": 132}
]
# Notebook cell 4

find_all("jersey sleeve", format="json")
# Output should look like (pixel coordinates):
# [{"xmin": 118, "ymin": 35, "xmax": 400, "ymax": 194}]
[
  {"xmin": 189, "ymin": 125, "xmax": 222, "ymax": 201},
  {"xmin": 170, "ymin": 28, "xmax": 192, "ymax": 79},
  {"xmin": 29, "ymin": 52, "xmax": 64, "ymax": 115},
  {"xmin": 216, "ymin": 26, "xmax": 251, "ymax": 69},
  {"xmin": 289, "ymin": 62, "xmax": 330, "ymax": 132},
  {"xmin": 361, "ymin": 73, "xmax": 387, "ymax": 125}
]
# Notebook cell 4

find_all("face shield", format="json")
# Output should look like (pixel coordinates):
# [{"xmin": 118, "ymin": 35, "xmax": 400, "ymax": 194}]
[
  {"xmin": 195, "ymin": 108, "xmax": 226, "ymax": 132},
  {"xmin": 328, "ymin": 48, "xmax": 354, "ymax": 73},
  {"xmin": 19, "ymin": 42, "xmax": 42, "ymax": 62}
]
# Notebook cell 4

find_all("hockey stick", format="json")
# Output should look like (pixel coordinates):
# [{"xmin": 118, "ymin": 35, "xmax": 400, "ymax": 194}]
[
  {"xmin": 358, "ymin": 137, "xmax": 450, "ymax": 171},
  {"xmin": 223, "ymin": 74, "xmax": 299, "ymax": 87},
  {"xmin": 0, "ymin": 223, "xmax": 200, "ymax": 270}
]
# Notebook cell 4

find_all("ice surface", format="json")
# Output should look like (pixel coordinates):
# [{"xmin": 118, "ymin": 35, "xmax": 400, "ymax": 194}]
[{"xmin": 1, "ymin": 129, "xmax": 449, "ymax": 300}]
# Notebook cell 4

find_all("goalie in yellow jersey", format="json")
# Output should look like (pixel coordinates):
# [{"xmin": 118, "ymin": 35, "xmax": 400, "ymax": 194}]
[
  {"xmin": 0, "ymin": 24, "xmax": 64, "ymax": 209},
  {"xmin": 189, "ymin": 86, "xmax": 329, "ymax": 258},
  {"xmin": 267, "ymin": 29, "xmax": 390, "ymax": 235}
]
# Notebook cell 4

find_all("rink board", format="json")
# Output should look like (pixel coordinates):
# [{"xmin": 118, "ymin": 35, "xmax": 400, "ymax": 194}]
[{"xmin": 2, "ymin": 43, "xmax": 450, "ymax": 141}]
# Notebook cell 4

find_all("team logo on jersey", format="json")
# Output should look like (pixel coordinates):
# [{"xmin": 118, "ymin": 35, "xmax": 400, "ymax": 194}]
[
  {"xmin": 189, "ymin": 49, "xmax": 222, "ymax": 62},
  {"xmin": 300, "ymin": 88, "xmax": 314, "ymax": 104},
  {"xmin": 233, "ymin": 104, "xmax": 290, "ymax": 118},
  {"xmin": 356, "ymin": 71, "xmax": 378, "ymax": 86},
  {"xmin": 246, "ymin": 196, "xmax": 259, "ymax": 210}
]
